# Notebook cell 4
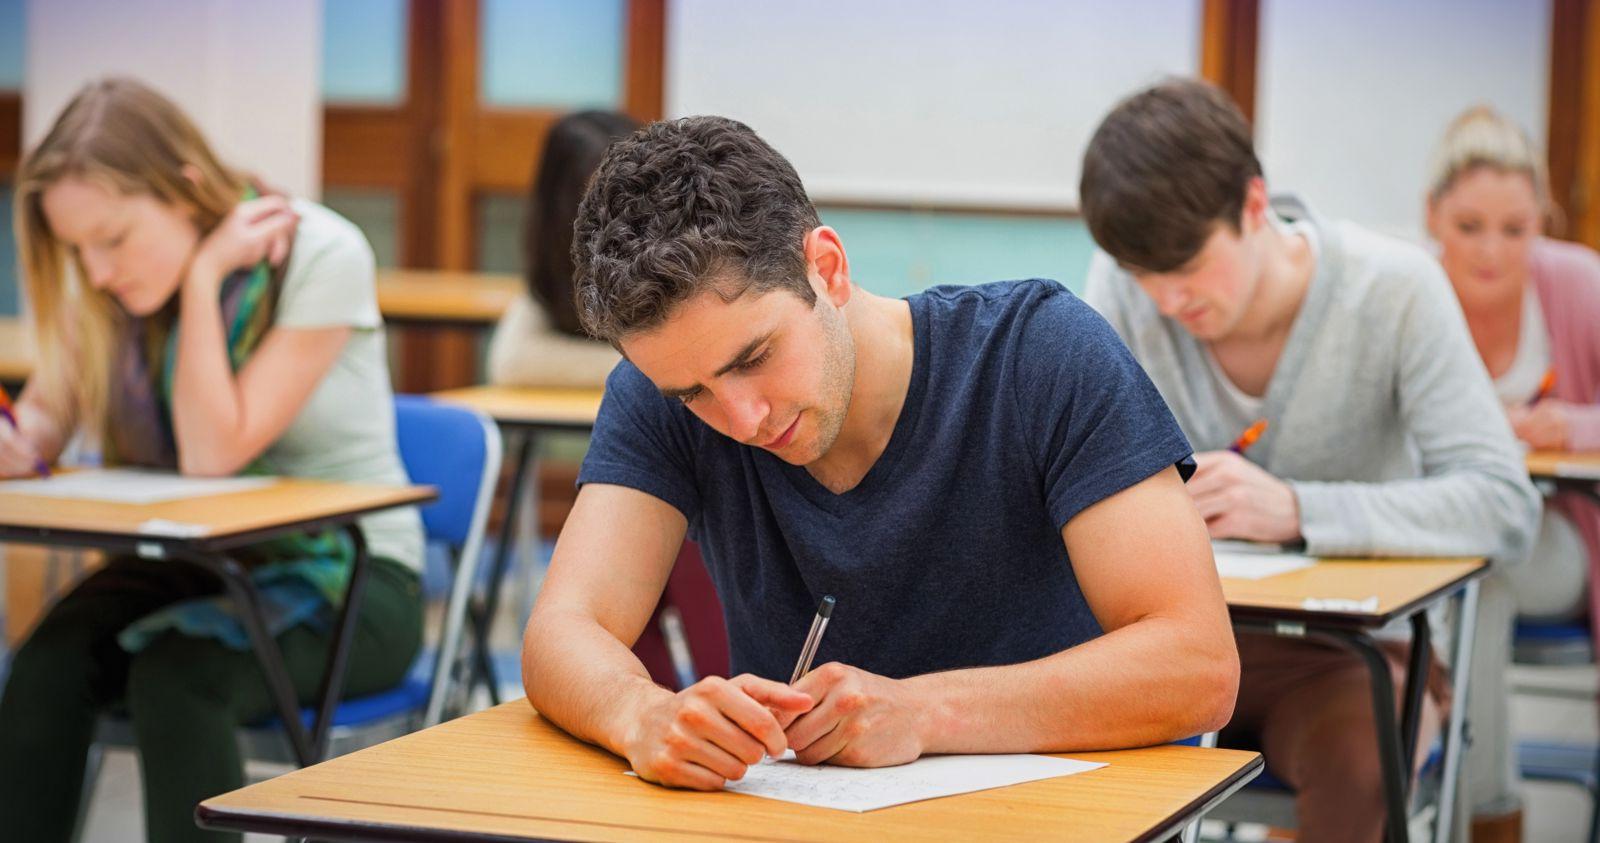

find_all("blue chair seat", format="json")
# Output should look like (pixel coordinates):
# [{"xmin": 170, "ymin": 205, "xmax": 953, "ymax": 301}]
[
  {"xmin": 250, "ymin": 654, "xmax": 436, "ymax": 732},
  {"xmin": 1514, "ymin": 620, "xmax": 1593, "ymax": 665},
  {"xmin": 1519, "ymin": 740, "xmax": 1600, "ymax": 791}
]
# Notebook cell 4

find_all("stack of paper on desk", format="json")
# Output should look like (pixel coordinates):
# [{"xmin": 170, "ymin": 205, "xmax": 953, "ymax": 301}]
[{"xmin": 1211, "ymin": 540, "xmax": 1317, "ymax": 581}]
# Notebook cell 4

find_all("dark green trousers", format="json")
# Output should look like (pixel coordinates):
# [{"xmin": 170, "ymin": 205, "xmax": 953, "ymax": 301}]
[{"xmin": 0, "ymin": 552, "xmax": 422, "ymax": 843}]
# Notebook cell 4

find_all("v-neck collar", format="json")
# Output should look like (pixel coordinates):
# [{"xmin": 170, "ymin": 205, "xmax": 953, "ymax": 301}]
[
  {"xmin": 766, "ymin": 297, "xmax": 929, "ymax": 516},
  {"xmin": 1175, "ymin": 200, "xmax": 1342, "ymax": 456}
]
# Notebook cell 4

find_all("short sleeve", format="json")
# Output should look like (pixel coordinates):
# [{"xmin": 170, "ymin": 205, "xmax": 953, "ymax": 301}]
[
  {"xmin": 1016, "ymin": 288, "xmax": 1194, "ymax": 529},
  {"xmin": 577, "ymin": 361, "xmax": 703, "ymax": 525},
  {"xmin": 273, "ymin": 202, "xmax": 382, "ymax": 330}
]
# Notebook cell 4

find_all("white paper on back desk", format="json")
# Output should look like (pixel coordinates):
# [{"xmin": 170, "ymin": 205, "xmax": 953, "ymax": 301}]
[
  {"xmin": 1211, "ymin": 540, "xmax": 1317, "ymax": 581},
  {"xmin": 0, "ymin": 469, "xmax": 273, "ymax": 504},
  {"xmin": 633, "ymin": 750, "xmax": 1106, "ymax": 812}
]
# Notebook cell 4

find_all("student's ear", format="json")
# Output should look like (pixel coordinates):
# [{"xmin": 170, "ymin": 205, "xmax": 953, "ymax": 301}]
[
  {"xmin": 181, "ymin": 164, "xmax": 204, "ymax": 187},
  {"xmin": 803, "ymin": 226, "xmax": 852, "ymax": 309},
  {"xmin": 1239, "ymin": 177, "xmax": 1271, "ymax": 234},
  {"xmin": 1424, "ymin": 198, "xmax": 1443, "ymax": 241}
]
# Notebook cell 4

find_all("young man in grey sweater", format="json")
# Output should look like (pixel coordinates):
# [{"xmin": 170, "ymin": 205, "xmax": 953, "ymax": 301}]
[{"xmin": 1080, "ymin": 79, "xmax": 1540, "ymax": 842}]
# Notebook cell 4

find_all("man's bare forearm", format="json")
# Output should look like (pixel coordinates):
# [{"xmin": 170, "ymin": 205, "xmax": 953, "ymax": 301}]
[
  {"xmin": 911, "ymin": 613, "xmax": 1238, "ymax": 754},
  {"xmin": 521, "ymin": 605, "xmax": 673, "ymax": 757}
]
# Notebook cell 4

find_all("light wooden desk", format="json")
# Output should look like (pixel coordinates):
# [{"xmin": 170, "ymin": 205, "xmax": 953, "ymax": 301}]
[
  {"xmin": 1220, "ymin": 557, "xmax": 1488, "ymax": 843},
  {"xmin": 200, "ymin": 701, "xmax": 1263, "ymax": 842},
  {"xmin": 1527, "ymin": 450, "xmax": 1600, "ymax": 506},
  {"xmin": 376, "ymin": 269, "xmax": 522, "ymax": 327},
  {"xmin": 0, "ymin": 475, "xmax": 435, "ymax": 766},
  {"xmin": 431, "ymin": 385, "xmax": 605, "ymax": 703},
  {"xmin": 0, "ymin": 316, "xmax": 34, "ymax": 386}
]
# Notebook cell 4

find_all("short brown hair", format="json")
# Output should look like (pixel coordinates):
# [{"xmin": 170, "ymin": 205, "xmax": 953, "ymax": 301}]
[
  {"xmin": 571, "ymin": 116, "xmax": 821, "ymax": 343},
  {"xmin": 1080, "ymin": 78, "xmax": 1262, "ymax": 273}
]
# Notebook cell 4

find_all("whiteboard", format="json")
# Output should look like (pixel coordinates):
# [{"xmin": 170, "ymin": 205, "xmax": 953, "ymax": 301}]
[
  {"xmin": 666, "ymin": 0, "xmax": 1201, "ymax": 212},
  {"xmin": 1256, "ymin": 0, "xmax": 1551, "ymax": 240},
  {"xmin": 24, "ymin": 0, "xmax": 323, "ymax": 199}
]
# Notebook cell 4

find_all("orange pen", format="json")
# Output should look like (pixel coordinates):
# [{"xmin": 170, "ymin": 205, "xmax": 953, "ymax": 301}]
[
  {"xmin": 0, "ymin": 384, "xmax": 51, "ymax": 477},
  {"xmin": 1529, "ymin": 368, "xmax": 1557, "ymax": 407},
  {"xmin": 1228, "ymin": 419, "xmax": 1269, "ymax": 455}
]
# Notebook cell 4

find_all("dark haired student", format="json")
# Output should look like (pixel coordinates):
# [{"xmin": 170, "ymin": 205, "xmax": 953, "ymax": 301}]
[
  {"xmin": 486, "ymin": 110, "xmax": 638, "ymax": 388},
  {"xmin": 1081, "ymin": 79, "xmax": 1539, "ymax": 842},
  {"xmin": 519, "ymin": 115, "xmax": 1240, "ymax": 789}
]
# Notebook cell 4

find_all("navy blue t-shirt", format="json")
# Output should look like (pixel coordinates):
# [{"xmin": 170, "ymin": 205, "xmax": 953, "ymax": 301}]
[{"xmin": 579, "ymin": 279, "xmax": 1192, "ymax": 681}]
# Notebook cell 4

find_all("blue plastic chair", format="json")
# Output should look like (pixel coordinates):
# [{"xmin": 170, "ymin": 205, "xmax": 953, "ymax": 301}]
[
  {"xmin": 76, "ymin": 396, "xmax": 501, "ymax": 838},
  {"xmin": 1512, "ymin": 618, "xmax": 1599, "ymax": 843},
  {"xmin": 238, "ymin": 394, "xmax": 504, "ymax": 755}
]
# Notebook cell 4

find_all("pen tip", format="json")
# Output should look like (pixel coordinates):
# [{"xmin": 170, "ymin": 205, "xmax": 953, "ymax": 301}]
[{"xmin": 818, "ymin": 595, "xmax": 835, "ymax": 618}]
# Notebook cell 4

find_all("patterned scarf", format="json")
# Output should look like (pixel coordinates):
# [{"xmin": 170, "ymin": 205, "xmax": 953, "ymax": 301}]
[{"xmin": 103, "ymin": 193, "xmax": 357, "ymax": 652}]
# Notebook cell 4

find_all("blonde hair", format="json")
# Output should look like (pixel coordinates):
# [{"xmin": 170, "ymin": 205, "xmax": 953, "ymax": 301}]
[
  {"xmin": 1427, "ymin": 105, "xmax": 1549, "ymax": 207},
  {"xmin": 13, "ymin": 77, "xmax": 249, "ymax": 439}
]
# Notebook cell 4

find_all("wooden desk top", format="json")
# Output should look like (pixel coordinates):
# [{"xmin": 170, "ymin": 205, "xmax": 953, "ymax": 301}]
[
  {"xmin": 200, "ymin": 701, "xmax": 1262, "ymax": 843},
  {"xmin": 0, "ymin": 476, "xmax": 435, "ymax": 553},
  {"xmin": 1527, "ymin": 450, "xmax": 1600, "ymax": 481},
  {"xmin": 376, "ymin": 269, "xmax": 523, "ymax": 326},
  {"xmin": 1223, "ymin": 557, "xmax": 1488, "ymax": 628},
  {"xmin": 0, "ymin": 317, "xmax": 34, "ymax": 383},
  {"xmin": 432, "ymin": 385, "xmax": 604, "ymax": 431}
]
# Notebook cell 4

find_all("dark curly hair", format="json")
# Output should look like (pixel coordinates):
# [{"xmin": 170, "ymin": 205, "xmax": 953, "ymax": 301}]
[{"xmin": 571, "ymin": 116, "xmax": 821, "ymax": 342}]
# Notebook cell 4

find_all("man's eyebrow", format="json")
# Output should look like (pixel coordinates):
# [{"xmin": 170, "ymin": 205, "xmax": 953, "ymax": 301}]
[{"xmin": 655, "ymin": 332, "xmax": 774, "ymax": 399}]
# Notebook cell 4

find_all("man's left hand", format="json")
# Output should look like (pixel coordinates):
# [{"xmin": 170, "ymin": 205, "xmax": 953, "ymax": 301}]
[
  {"xmin": 784, "ymin": 662, "xmax": 927, "ymax": 767},
  {"xmin": 1188, "ymin": 450, "xmax": 1302, "ymax": 543}
]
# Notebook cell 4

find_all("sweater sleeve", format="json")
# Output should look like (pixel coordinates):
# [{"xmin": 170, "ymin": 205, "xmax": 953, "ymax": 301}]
[
  {"xmin": 1564, "ymin": 403, "xmax": 1600, "ymax": 452},
  {"xmin": 1290, "ymin": 261, "xmax": 1541, "ymax": 562}
]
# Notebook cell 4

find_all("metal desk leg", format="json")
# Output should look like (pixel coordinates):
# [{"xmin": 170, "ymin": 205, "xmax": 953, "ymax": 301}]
[
  {"xmin": 1400, "ymin": 613, "xmax": 1433, "ymax": 782},
  {"xmin": 1320, "ymin": 629, "xmax": 1411, "ymax": 843},
  {"xmin": 181, "ymin": 523, "xmax": 372, "ymax": 767},
  {"xmin": 471, "ymin": 429, "xmax": 537, "ymax": 705},
  {"xmin": 1435, "ymin": 579, "xmax": 1480, "ymax": 843}
]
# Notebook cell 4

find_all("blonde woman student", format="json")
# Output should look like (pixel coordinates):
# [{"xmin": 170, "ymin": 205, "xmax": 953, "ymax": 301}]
[
  {"xmin": 485, "ymin": 110, "xmax": 636, "ymax": 387},
  {"xmin": 0, "ymin": 78, "xmax": 423, "ymax": 843},
  {"xmin": 1427, "ymin": 104, "xmax": 1600, "ymax": 841}
]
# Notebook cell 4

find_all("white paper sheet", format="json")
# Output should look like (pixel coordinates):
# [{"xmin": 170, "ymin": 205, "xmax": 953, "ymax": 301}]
[
  {"xmin": 0, "ymin": 469, "xmax": 274, "ymax": 504},
  {"xmin": 1211, "ymin": 541, "xmax": 1317, "ymax": 581},
  {"xmin": 633, "ymin": 750, "xmax": 1105, "ymax": 812}
]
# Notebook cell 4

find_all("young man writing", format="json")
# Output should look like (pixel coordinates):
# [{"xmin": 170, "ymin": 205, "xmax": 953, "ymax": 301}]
[
  {"xmin": 1081, "ymin": 79, "xmax": 1540, "ymax": 841},
  {"xmin": 520, "ymin": 115, "xmax": 1238, "ymax": 790}
]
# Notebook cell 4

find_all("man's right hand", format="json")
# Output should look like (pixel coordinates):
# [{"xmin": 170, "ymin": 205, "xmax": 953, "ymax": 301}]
[{"xmin": 621, "ymin": 673, "xmax": 814, "ymax": 790}]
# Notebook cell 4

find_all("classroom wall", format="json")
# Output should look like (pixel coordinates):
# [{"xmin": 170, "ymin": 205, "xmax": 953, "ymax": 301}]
[
  {"xmin": 23, "ymin": 0, "xmax": 323, "ymax": 199},
  {"xmin": 1256, "ymin": 0, "xmax": 1551, "ymax": 240}
]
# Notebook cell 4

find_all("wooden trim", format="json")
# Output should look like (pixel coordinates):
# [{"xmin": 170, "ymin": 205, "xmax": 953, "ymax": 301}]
[
  {"xmin": 1547, "ymin": 0, "xmax": 1589, "ymax": 238},
  {"xmin": 624, "ymin": 0, "xmax": 667, "ymax": 122},
  {"xmin": 469, "ymin": 109, "xmax": 562, "ymax": 191},
  {"xmin": 437, "ymin": 0, "xmax": 480, "ymax": 272},
  {"xmin": 321, "ymin": 107, "xmax": 410, "ymax": 188},
  {"xmin": 1199, "ymin": 0, "xmax": 1261, "ymax": 124},
  {"xmin": 1577, "ymin": 0, "xmax": 1600, "ymax": 247},
  {"xmin": 401, "ymin": 0, "xmax": 447, "ymax": 269},
  {"xmin": 0, "ymin": 92, "xmax": 21, "ymax": 177}
]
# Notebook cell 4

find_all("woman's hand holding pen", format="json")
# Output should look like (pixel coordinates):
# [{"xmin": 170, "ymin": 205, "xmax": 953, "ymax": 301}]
[
  {"xmin": 620, "ymin": 673, "xmax": 813, "ymax": 791},
  {"xmin": 1188, "ymin": 450, "xmax": 1302, "ymax": 543},
  {"xmin": 784, "ymin": 662, "xmax": 926, "ymax": 768},
  {"xmin": 1506, "ymin": 400, "xmax": 1570, "ymax": 450},
  {"xmin": 0, "ymin": 420, "xmax": 46, "ymax": 478}
]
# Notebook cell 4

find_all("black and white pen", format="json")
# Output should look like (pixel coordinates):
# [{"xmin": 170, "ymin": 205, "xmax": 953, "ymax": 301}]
[{"xmin": 789, "ymin": 595, "xmax": 835, "ymax": 684}]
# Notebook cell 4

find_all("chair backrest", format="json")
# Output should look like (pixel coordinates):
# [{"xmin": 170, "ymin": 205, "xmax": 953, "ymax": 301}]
[
  {"xmin": 395, "ymin": 394, "xmax": 500, "ymax": 549},
  {"xmin": 393, "ymin": 394, "xmax": 502, "ymax": 725}
]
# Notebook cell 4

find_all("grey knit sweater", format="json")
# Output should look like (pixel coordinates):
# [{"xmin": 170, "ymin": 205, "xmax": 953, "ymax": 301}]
[{"xmin": 1083, "ymin": 201, "xmax": 1539, "ymax": 562}]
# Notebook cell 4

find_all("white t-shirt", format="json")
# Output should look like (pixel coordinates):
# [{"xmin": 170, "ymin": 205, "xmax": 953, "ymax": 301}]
[{"xmin": 253, "ymin": 200, "xmax": 423, "ymax": 573}]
